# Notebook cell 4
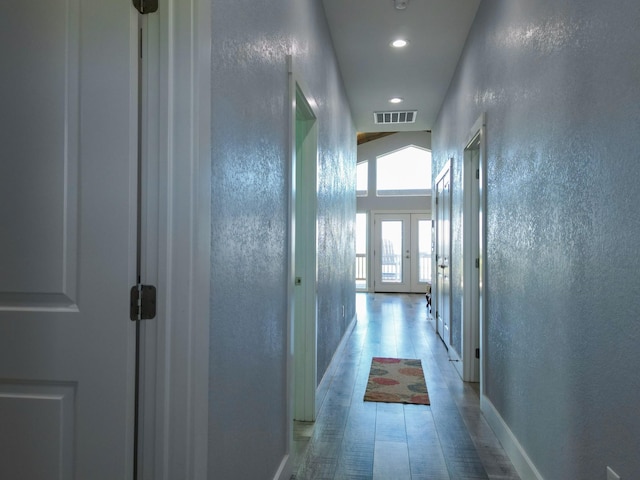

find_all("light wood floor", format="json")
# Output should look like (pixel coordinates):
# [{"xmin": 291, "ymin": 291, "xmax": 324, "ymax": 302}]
[{"xmin": 292, "ymin": 292, "xmax": 521, "ymax": 480}]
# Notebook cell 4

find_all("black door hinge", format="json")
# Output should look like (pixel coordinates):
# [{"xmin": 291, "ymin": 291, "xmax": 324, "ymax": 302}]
[
  {"xmin": 130, "ymin": 284, "xmax": 157, "ymax": 320},
  {"xmin": 475, "ymin": 348, "xmax": 480, "ymax": 359},
  {"xmin": 133, "ymin": 0, "xmax": 158, "ymax": 14}
]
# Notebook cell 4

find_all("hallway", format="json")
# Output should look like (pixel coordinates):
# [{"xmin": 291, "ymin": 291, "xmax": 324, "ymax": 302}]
[{"xmin": 293, "ymin": 293, "xmax": 520, "ymax": 480}]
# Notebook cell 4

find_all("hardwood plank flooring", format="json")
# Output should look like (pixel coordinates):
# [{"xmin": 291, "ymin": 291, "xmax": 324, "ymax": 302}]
[{"xmin": 292, "ymin": 293, "xmax": 520, "ymax": 480}]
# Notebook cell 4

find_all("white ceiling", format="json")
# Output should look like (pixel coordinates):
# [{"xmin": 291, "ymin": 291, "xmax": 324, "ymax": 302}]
[{"xmin": 322, "ymin": 0, "xmax": 480, "ymax": 134}]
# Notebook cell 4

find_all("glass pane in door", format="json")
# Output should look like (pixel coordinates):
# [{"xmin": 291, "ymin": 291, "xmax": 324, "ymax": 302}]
[
  {"xmin": 381, "ymin": 220, "xmax": 402, "ymax": 283},
  {"xmin": 418, "ymin": 220, "xmax": 432, "ymax": 283}
]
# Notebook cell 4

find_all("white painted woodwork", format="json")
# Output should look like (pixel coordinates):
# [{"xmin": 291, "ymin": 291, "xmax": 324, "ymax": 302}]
[
  {"xmin": 135, "ymin": 1, "xmax": 212, "ymax": 478},
  {"xmin": 373, "ymin": 213, "xmax": 429, "ymax": 293},
  {"xmin": 0, "ymin": 0, "xmax": 138, "ymax": 478},
  {"xmin": 461, "ymin": 115, "xmax": 484, "ymax": 383},
  {"xmin": 435, "ymin": 161, "xmax": 452, "ymax": 348},
  {"xmin": 293, "ymin": 82, "xmax": 318, "ymax": 423}
]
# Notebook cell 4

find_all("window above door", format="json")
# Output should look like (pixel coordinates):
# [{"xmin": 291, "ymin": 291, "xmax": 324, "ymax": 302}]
[{"xmin": 376, "ymin": 145, "xmax": 431, "ymax": 196}]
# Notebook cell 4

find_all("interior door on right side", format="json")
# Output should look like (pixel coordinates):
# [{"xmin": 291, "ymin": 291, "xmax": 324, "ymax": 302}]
[{"xmin": 435, "ymin": 165, "xmax": 451, "ymax": 347}]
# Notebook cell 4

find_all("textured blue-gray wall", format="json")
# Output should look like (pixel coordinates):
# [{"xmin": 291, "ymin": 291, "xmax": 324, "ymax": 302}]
[
  {"xmin": 208, "ymin": 1, "xmax": 356, "ymax": 478},
  {"xmin": 433, "ymin": 0, "xmax": 640, "ymax": 478}
]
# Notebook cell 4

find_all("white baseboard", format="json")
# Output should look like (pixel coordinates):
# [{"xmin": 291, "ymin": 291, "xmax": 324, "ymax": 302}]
[
  {"xmin": 273, "ymin": 454, "xmax": 293, "ymax": 480},
  {"xmin": 481, "ymin": 395, "xmax": 544, "ymax": 480},
  {"xmin": 273, "ymin": 453, "xmax": 292, "ymax": 480},
  {"xmin": 449, "ymin": 346, "xmax": 464, "ymax": 380},
  {"xmin": 315, "ymin": 313, "xmax": 357, "ymax": 416}
]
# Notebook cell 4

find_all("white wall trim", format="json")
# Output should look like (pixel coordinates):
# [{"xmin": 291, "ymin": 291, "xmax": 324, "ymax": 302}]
[
  {"xmin": 279, "ymin": 314, "xmax": 355, "ymax": 479},
  {"xmin": 285, "ymin": 55, "xmax": 296, "ymax": 480},
  {"xmin": 288, "ymin": 57, "xmax": 319, "ymax": 425},
  {"xmin": 460, "ymin": 114, "xmax": 484, "ymax": 383},
  {"xmin": 284, "ymin": 54, "xmax": 321, "ymax": 480},
  {"xmin": 475, "ymin": 113, "xmax": 487, "ymax": 399},
  {"xmin": 450, "ymin": 340, "xmax": 464, "ymax": 379},
  {"xmin": 481, "ymin": 395, "xmax": 544, "ymax": 480},
  {"xmin": 189, "ymin": 0, "xmax": 212, "ymax": 476},
  {"xmin": 272, "ymin": 454, "xmax": 292, "ymax": 480},
  {"xmin": 146, "ymin": 0, "xmax": 211, "ymax": 478},
  {"xmin": 316, "ymin": 313, "xmax": 357, "ymax": 415},
  {"xmin": 433, "ymin": 159, "xmax": 452, "ymax": 349}
]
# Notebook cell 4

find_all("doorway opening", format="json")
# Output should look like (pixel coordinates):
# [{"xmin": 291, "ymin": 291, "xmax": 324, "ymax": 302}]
[
  {"xmin": 461, "ymin": 114, "xmax": 486, "ymax": 384},
  {"xmin": 290, "ymin": 78, "xmax": 318, "ymax": 423}
]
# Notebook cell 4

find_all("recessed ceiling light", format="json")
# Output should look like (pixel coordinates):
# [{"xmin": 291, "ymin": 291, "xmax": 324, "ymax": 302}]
[
  {"xmin": 389, "ymin": 97, "xmax": 403, "ymax": 104},
  {"xmin": 391, "ymin": 39, "xmax": 408, "ymax": 48},
  {"xmin": 394, "ymin": 0, "xmax": 409, "ymax": 10}
]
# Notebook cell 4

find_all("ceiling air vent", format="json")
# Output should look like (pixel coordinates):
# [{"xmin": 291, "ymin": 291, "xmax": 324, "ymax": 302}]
[{"xmin": 374, "ymin": 110, "xmax": 417, "ymax": 125}]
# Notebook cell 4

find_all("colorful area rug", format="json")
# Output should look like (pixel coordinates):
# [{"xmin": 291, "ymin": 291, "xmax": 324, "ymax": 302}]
[{"xmin": 363, "ymin": 357, "xmax": 430, "ymax": 405}]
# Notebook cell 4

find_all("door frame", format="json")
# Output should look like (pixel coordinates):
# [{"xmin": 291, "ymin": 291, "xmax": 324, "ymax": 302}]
[
  {"xmin": 434, "ymin": 160, "xmax": 452, "ymax": 349},
  {"xmin": 138, "ymin": 1, "xmax": 211, "ymax": 478},
  {"xmin": 293, "ymin": 79, "xmax": 319, "ymax": 423},
  {"xmin": 284, "ymin": 55, "xmax": 319, "ymax": 478},
  {"xmin": 461, "ymin": 114, "xmax": 485, "ymax": 383}
]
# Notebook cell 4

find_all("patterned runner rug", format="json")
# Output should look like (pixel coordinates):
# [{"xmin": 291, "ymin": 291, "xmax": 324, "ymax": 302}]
[{"xmin": 363, "ymin": 357, "xmax": 430, "ymax": 405}]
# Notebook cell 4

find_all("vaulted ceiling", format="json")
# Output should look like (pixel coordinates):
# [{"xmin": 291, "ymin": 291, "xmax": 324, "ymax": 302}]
[{"xmin": 322, "ymin": 0, "xmax": 481, "ymax": 135}]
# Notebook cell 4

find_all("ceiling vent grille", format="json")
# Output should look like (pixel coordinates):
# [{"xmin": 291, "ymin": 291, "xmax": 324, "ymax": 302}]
[{"xmin": 374, "ymin": 110, "xmax": 417, "ymax": 124}]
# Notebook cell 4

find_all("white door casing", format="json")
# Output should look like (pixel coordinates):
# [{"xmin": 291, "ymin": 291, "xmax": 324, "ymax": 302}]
[
  {"xmin": 461, "ymin": 123, "xmax": 482, "ymax": 382},
  {"xmin": 284, "ymin": 56, "xmax": 319, "ymax": 480},
  {"xmin": 460, "ymin": 114, "xmax": 486, "ymax": 387},
  {"xmin": 0, "ymin": 1, "xmax": 138, "ymax": 478},
  {"xmin": 293, "ymin": 82, "xmax": 318, "ymax": 423},
  {"xmin": 435, "ymin": 161, "xmax": 452, "ymax": 349},
  {"xmin": 136, "ymin": 1, "xmax": 211, "ymax": 478}
]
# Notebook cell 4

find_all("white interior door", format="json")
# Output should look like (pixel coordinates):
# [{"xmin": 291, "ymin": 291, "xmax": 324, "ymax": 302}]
[
  {"xmin": 0, "ymin": 1, "xmax": 138, "ymax": 478},
  {"xmin": 435, "ymin": 163, "xmax": 451, "ymax": 347}
]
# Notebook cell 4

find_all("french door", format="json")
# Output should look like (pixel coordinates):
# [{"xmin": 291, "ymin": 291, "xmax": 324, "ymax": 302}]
[{"xmin": 373, "ymin": 213, "xmax": 431, "ymax": 293}]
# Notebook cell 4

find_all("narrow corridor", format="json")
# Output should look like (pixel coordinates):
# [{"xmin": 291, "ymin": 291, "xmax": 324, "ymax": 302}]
[{"xmin": 293, "ymin": 293, "xmax": 520, "ymax": 479}]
